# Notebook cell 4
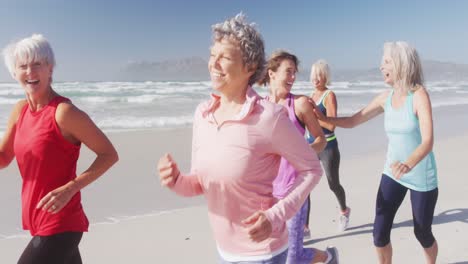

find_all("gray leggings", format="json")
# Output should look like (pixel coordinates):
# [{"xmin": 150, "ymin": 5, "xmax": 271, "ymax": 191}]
[{"xmin": 307, "ymin": 144, "xmax": 347, "ymax": 224}]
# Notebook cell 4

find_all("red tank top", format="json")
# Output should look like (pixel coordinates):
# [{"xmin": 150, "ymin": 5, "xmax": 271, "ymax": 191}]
[{"xmin": 14, "ymin": 96, "xmax": 89, "ymax": 236}]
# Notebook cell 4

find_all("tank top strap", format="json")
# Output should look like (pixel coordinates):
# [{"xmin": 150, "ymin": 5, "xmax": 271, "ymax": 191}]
[
  {"xmin": 285, "ymin": 93, "xmax": 295, "ymax": 118},
  {"xmin": 49, "ymin": 96, "xmax": 71, "ymax": 107},
  {"xmin": 287, "ymin": 93, "xmax": 294, "ymax": 111},
  {"xmin": 405, "ymin": 91, "xmax": 417, "ymax": 119},
  {"xmin": 17, "ymin": 101, "xmax": 30, "ymax": 125},
  {"xmin": 317, "ymin": 90, "xmax": 331, "ymax": 106},
  {"xmin": 384, "ymin": 90, "xmax": 394, "ymax": 111}
]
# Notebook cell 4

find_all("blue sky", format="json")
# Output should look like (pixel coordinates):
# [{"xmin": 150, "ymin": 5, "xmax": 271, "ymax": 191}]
[{"xmin": 1, "ymin": 0, "xmax": 467, "ymax": 81}]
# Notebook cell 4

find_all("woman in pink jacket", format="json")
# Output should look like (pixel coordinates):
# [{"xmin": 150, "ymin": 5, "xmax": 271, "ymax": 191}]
[{"xmin": 157, "ymin": 14, "xmax": 323, "ymax": 263}]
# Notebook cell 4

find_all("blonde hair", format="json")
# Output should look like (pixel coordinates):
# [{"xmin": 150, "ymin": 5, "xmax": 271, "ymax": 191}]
[
  {"xmin": 311, "ymin": 59, "xmax": 331, "ymax": 85},
  {"xmin": 2, "ymin": 34, "xmax": 55, "ymax": 78},
  {"xmin": 383, "ymin": 41, "xmax": 424, "ymax": 93}
]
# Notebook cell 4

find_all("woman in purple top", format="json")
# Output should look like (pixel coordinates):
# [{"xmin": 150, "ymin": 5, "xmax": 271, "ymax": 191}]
[{"xmin": 258, "ymin": 50, "xmax": 339, "ymax": 264}]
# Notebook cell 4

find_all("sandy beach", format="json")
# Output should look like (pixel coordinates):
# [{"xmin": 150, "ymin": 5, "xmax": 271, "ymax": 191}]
[{"xmin": 0, "ymin": 105, "xmax": 467, "ymax": 263}]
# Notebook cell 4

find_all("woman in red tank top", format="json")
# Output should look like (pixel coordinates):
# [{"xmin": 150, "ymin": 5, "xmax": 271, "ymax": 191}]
[{"xmin": 1, "ymin": 34, "xmax": 119, "ymax": 264}]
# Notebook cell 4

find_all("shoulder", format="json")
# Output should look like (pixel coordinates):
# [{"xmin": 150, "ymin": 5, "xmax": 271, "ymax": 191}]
[
  {"xmin": 381, "ymin": 89, "xmax": 392, "ymax": 98},
  {"xmin": 413, "ymin": 86, "xmax": 429, "ymax": 100},
  {"xmin": 377, "ymin": 89, "xmax": 392, "ymax": 102},
  {"xmin": 257, "ymin": 97, "xmax": 285, "ymax": 112},
  {"xmin": 296, "ymin": 94, "xmax": 319, "ymax": 112},
  {"xmin": 195, "ymin": 100, "xmax": 210, "ymax": 114},
  {"xmin": 56, "ymin": 100, "xmax": 81, "ymax": 115},
  {"xmin": 13, "ymin": 99, "xmax": 28, "ymax": 113},
  {"xmin": 325, "ymin": 90, "xmax": 337, "ymax": 100},
  {"xmin": 10, "ymin": 99, "xmax": 28, "ymax": 122},
  {"xmin": 56, "ymin": 100, "xmax": 88, "ymax": 124},
  {"xmin": 194, "ymin": 99, "xmax": 213, "ymax": 121},
  {"xmin": 255, "ymin": 97, "xmax": 288, "ymax": 121},
  {"xmin": 412, "ymin": 86, "xmax": 431, "ymax": 108},
  {"xmin": 196, "ymin": 99, "xmax": 212, "ymax": 111},
  {"xmin": 293, "ymin": 94, "xmax": 314, "ymax": 111},
  {"xmin": 294, "ymin": 94, "xmax": 309, "ymax": 105}
]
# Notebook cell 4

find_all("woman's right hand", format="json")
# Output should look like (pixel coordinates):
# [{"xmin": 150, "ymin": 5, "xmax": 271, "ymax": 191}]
[
  {"xmin": 242, "ymin": 211, "xmax": 272, "ymax": 243},
  {"xmin": 157, "ymin": 153, "xmax": 180, "ymax": 188},
  {"xmin": 314, "ymin": 106, "xmax": 327, "ymax": 122}
]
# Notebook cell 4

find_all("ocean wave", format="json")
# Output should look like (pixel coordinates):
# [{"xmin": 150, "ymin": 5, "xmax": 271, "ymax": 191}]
[
  {"xmin": 0, "ymin": 97, "xmax": 22, "ymax": 104},
  {"xmin": 432, "ymin": 98, "xmax": 468, "ymax": 108},
  {"xmin": 0, "ymin": 81, "xmax": 467, "ymax": 131},
  {"xmin": 78, "ymin": 95, "xmax": 166, "ymax": 104},
  {"xmin": 53, "ymin": 82, "xmax": 211, "ymax": 96},
  {"xmin": 427, "ymin": 86, "xmax": 462, "ymax": 92},
  {"xmin": 96, "ymin": 115, "xmax": 194, "ymax": 129},
  {"xmin": 334, "ymin": 88, "xmax": 386, "ymax": 94}
]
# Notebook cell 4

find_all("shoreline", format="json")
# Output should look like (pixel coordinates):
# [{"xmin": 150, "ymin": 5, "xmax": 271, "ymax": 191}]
[
  {"xmin": 0, "ymin": 104, "xmax": 467, "ymax": 263},
  {"xmin": 1, "ymin": 132, "xmax": 466, "ymax": 263}
]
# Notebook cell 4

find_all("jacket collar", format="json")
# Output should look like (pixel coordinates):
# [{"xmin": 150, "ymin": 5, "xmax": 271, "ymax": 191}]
[{"xmin": 201, "ymin": 86, "xmax": 260, "ymax": 123}]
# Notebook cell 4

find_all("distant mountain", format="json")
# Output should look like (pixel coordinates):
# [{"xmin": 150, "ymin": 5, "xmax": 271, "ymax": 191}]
[
  {"xmin": 296, "ymin": 60, "xmax": 468, "ymax": 82},
  {"xmin": 116, "ymin": 57, "xmax": 208, "ymax": 81},
  {"xmin": 116, "ymin": 58, "xmax": 468, "ymax": 82},
  {"xmin": 422, "ymin": 60, "xmax": 468, "ymax": 81}
]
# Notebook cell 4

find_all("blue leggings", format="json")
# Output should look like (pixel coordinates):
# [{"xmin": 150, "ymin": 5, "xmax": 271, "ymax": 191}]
[
  {"xmin": 286, "ymin": 199, "xmax": 315, "ymax": 264},
  {"xmin": 373, "ymin": 174, "xmax": 438, "ymax": 248}
]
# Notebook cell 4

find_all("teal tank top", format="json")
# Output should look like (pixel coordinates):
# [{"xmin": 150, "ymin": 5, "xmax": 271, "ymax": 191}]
[{"xmin": 383, "ymin": 90, "xmax": 438, "ymax": 191}]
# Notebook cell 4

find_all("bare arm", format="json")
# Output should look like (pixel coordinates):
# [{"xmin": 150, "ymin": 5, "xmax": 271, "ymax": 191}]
[
  {"xmin": 315, "ymin": 90, "xmax": 389, "ymax": 128},
  {"xmin": 0, "ymin": 100, "xmax": 27, "ymax": 169},
  {"xmin": 58, "ymin": 103, "xmax": 119, "ymax": 191},
  {"xmin": 296, "ymin": 96, "xmax": 326, "ymax": 153},
  {"xmin": 317, "ymin": 91, "xmax": 337, "ymax": 131},
  {"xmin": 391, "ymin": 88, "xmax": 434, "ymax": 178},
  {"xmin": 37, "ymin": 102, "xmax": 119, "ymax": 213}
]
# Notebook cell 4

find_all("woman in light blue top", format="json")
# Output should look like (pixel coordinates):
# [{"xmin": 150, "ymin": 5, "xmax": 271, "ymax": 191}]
[{"xmin": 314, "ymin": 42, "xmax": 438, "ymax": 264}]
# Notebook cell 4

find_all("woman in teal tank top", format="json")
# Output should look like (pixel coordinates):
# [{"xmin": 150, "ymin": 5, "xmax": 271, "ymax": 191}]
[{"xmin": 313, "ymin": 42, "xmax": 439, "ymax": 264}]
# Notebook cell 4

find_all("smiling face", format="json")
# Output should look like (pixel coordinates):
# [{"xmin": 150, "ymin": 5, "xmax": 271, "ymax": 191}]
[
  {"xmin": 208, "ymin": 38, "xmax": 252, "ymax": 94},
  {"xmin": 14, "ymin": 58, "xmax": 52, "ymax": 96},
  {"xmin": 311, "ymin": 72, "xmax": 327, "ymax": 91},
  {"xmin": 310, "ymin": 61, "xmax": 330, "ymax": 91},
  {"xmin": 380, "ymin": 54, "xmax": 396, "ymax": 86},
  {"xmin": 269, "ymin": 59, "xmax": 297, "ymax": 94}
]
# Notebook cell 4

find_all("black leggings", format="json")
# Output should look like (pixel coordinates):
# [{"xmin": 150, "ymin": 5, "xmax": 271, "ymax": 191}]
[
  {"xmin": 306, "ymin": 144, "xmax": 347, "ymax": 225},
  {"xmin": 18, "ymin": 232, "xmax": 83, "ymax": 264},
  {"xmin": 373, "ymin": 175, "xmax": 438, "ymax": 248}
]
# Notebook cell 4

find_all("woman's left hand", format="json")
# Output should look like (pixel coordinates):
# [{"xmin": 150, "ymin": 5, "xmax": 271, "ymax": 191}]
[
  {"xmin": 391, "ymin": 161, "xmax": 411, "ymax": 179},
  {"xmin": 36, "ymin": 182, "xmax": 77, "ymax": 214},
  {"xmin": 241, "ymin": 211, "xmax": 272, "ymax": 243}
]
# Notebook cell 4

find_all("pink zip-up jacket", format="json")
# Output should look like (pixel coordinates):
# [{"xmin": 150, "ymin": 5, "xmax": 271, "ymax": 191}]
[{"xmin": 170, "ymin": 88, "xmax": 322, "ymax": 256}]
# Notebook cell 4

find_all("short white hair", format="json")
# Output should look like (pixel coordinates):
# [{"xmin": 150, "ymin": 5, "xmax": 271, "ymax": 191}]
[
  {"xmin": 311, "ymin": 59, "xmax": 331, "ymax": 85},
  {"xmin": 2, "ymin": 34, "xmax": 55, "ymax": 78},
  {"xmin": 383, "ymin": 41, "xmax": 424, "ymax": 93}
]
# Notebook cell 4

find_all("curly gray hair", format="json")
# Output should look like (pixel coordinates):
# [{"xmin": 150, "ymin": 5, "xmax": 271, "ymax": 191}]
[{"xmin": 212, "ymin": 13, "xmax": 266, "ymax": 86}]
